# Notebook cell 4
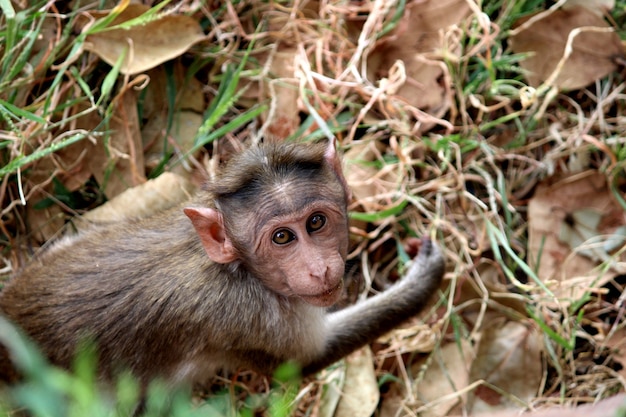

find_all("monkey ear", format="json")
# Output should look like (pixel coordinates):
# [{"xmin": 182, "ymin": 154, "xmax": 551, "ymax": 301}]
[
  {"xmin": 325, "ymin": 137, "xmax": 352, "ymax": 203},
  {"xmin": 183, "ymin": 207, "xmax": 238, "ymax": 264}
]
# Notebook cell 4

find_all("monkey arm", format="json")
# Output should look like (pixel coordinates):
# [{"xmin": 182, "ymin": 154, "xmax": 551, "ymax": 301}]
[{"xmin": 301, "ymin": 238, "xmax": 445, "ymax": 375}]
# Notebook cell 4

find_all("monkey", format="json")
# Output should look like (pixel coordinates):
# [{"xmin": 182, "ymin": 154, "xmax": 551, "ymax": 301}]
[{"xmin": 0, "ymin": 138, "xmax": 444, "ymax": 390}]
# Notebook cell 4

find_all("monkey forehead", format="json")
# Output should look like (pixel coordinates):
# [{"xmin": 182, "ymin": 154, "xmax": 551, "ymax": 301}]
[
  {"xmin": 216, "ymin": 168, "xmax": 346, "ymax": 213},
  {"xmin": 256, "ymin": 179, "xmax": 345, "ymax": 219}
]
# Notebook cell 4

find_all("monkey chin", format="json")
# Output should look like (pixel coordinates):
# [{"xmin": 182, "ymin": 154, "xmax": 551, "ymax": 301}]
[{"xmin": 299, "ymin": 281, "xmax": 343, "ymax": 307}]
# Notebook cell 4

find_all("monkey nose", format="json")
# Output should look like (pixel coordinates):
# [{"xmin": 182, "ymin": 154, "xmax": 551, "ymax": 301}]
[{"xmin": 310, "ymin": 266, "xmax": 330, "ymax": 282}]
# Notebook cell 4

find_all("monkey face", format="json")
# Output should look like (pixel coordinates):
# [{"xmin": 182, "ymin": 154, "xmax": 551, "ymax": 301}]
[
  {"xmin": 249, "ymin": 200, "xmax": 349, "ymax": 307},
  {"xmin": 187, "ymin": 140, "xmax": 352, "ymax": 307}
]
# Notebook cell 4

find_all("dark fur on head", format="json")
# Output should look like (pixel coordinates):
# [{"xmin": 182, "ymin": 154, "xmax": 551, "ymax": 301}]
[{"xmin": 208, "ymin": 141, "xmax": 345, "ymax": 210}]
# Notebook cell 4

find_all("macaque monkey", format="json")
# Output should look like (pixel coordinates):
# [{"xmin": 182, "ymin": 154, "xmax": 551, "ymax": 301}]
[{"xmin": 0, "ymin": 139, "xmax": 444, "ymax": 388}]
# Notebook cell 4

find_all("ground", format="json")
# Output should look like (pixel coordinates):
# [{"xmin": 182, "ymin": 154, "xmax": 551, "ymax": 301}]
[{"xmin": 1, "ymin": 0, "xmax": 626, "ymax": 416}]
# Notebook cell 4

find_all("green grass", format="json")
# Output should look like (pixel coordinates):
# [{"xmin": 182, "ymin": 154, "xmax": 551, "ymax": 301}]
[{"xmin": 0, "ymin": 316, "xmax": 300, "ymax": 417}]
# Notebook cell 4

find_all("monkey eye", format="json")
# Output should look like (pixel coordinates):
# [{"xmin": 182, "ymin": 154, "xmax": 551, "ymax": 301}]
[
  {"xmin": 272, "ymin": 229, "xmax": 296, "ymax": 245},
  {"xmin": 306, "ymin": 213, "xmax": 326, "ymax": 233}
]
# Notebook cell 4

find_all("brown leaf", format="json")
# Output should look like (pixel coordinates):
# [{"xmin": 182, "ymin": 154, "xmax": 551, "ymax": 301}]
[
  {"xmin": 452, "ymin": 394, "xmax": 626, "ymax": 417},
  {"xmin": 411, "ymin": 338, "xmax": 474, "ymax": 417},
  {"xmin": 90, "ymin": 89, "xmax": 146, "ymax": 198},
  {"xmin": 335, "ymin": 347, "xmax": 380, "ymax": 417},
  {"xmin": 80, "ymin": 172, "xmax": 196, "ymax": 225},
  {"xmin": 42, "ymin": 106, "xmax": 103, "ymax": 193},
  {"xmin": 468, "ymin": 320, "xmax": 543, "ymax": 414},
  {"xmin": 527, "ymin": 172, "xmax": 626, "ymax": 300},
  {"xmin": 140, "ymin": 64, "xmax": 206, "ymax": 175},
  {"xmin": 82, "ymin": 4, "xmax": 205, "ymax": 75},
  {"xmin": 237, "ymin": 47, "xmax": 301, "ymax": 141},
  {"xmin": 367, "ymin": 0, "xmax": 470, "ymax": 115},
  {"xmin": 344, "ymin": 140, "xmax": 399, "ymax": 207},
  {"xmin": 564, "ymin": 0, "xmax": 615, "ymax": 16},
  {"xmin": 266, "ymin": 49, "xmax": 300, "ymax": 141},
  {"xmin": 21, "ymin": 107, "xmax": 103, "ymax": 242},
  {"xmin": 24, "ymin": 202, "xmax": 65, "ymax": 243},
  {"xmin": 509, "ymin": 6, "xmax": 624, "ymax": 90}
]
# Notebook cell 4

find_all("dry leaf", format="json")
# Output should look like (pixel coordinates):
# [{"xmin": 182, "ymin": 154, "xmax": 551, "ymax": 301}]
[
  {"xmin": 527, "ymin": 172, "xmax": 626, "ymax": 299},
  {"xmin": 141, "ymin": 63, "xmax": 205, "ymax": 173},
  {"xmin": 558, "ymin": 209, "xmax": 626, "ymax": 263},
  {"xmin": 602, "ymin": 327, "xmax": 626, "ymax": 383},
  {"xmin": 82, "ymin": 4, "xmax": 205, "ymax": 75},
  {"xmin": 90, "ymin": 89, "xmax": 146, "ymax": 198},
  {"xmin": 509, "ymin": 6, "xmax": 624, "ymax": 90},
  {"xmin": 468, "ymin": 320, "xmax": 543, "ymax": 415},
  {"xmin": 80, "ymin": 172, "xmax": 196, "ymax": 225},
  {"xmin": 412, "ymin": 338, "xmax": 474, "ymax": 417},
  {"xmin": 237, "ymin": 47, "xmax": 301, "ymax": 141},
  {"xmin": 171, "ymin": 111, "xmax": 204, "ymax": 154},
  {"xmin": 367, "ymin": 0, "xmax": 470, "ymax": 115},
  {"xmin": 563, "ymin": 0, "xmax": 615, "ymax": 16},
  {"xmin": 22, "ymin": 107, "xmax": 103, "ymax": 242},
  {"xmin": 344, "ymin": 139, "xmax": 400, "ymax": 209},
  {"xmin": 30, "ymin": 93, "xmax": 141, "ymax": 202},
  {"xmin": 335, "ymin": 347, "xmax": 380, "ymax": 417},
  {"xmin": 24, "ymin": 203, "xmax": 65, "ymax": 243},
  {"xmin": 31, "ymin": 105, "xmax": 104, "ymax": 194},
  {"xmin": 264, "ymin": 48, "xmax": 300, "ymax": 140},
  {"xmin": 457, "ymin": 394, "xmax": 626, "ymax": 417},
  {"xmin": 378, "ymin": 322, "xmax": 438, "ymax": 355}
]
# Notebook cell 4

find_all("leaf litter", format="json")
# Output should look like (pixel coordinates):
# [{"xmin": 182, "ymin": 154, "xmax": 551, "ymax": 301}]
[{"xmin": 2, "ymin": 0, "xmax": 626, "ymax": 416}]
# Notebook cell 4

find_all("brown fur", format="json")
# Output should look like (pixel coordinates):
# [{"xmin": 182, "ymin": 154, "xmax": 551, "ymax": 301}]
[{"xmin": 0, "ymin": 139, "xmax": 444, "ymax": 389}]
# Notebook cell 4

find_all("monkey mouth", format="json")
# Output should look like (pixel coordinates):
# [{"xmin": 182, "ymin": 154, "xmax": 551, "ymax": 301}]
[{"xmin": 301, "ymin": 281, "xmax": 343, "ymax": 307}]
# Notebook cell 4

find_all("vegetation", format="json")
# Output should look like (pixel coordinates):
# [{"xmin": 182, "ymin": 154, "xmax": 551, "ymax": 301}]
[{"xmin": 1, "ymin": 0, "xmax": 626, "ymax": 415}]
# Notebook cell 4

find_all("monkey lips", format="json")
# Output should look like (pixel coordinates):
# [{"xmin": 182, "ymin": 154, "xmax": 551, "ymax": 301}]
[{"xmin": 300, "ymin": 279, "xmax": 343, "ymax": 307}]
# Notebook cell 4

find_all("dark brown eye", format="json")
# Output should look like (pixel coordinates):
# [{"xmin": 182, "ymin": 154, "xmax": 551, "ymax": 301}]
[
  {"xmin": 307, "ymin": 213, "xmax": 326, "ymax": 233},
  {"xmin": 272, "ymin": 229, "xmax": 296, "ymax": 245}
]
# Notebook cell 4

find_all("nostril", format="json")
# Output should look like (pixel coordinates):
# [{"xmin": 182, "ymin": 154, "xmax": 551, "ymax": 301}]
[{"xmin": 309, "ymin": 266, "xmax": 329, "ymax": 282}]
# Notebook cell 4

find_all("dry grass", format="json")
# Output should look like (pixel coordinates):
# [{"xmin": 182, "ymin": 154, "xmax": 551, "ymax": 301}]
[{"xmin": 1, "ymin": 0, "xmax": 626, "ymax": 415}]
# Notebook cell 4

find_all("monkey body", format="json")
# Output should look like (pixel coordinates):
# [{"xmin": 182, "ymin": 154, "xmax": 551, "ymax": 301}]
[
  {"xmin": 0, "ymin": 140, "xmax": 444, "ymax": 387},
  {"xmin": 1, "ymin": 208, "xmax": 325, "ymax": 383}
]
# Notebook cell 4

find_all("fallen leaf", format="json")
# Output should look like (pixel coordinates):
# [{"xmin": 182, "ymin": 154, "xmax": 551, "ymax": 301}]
[
  {"xmin": 264, "ymin": 48, "xmax": 300, "ymax": 140},
  {"xmin": 82, "ymin": 4, "xmax": 205, "ymax": 75},
  {"xmin": 451, "ymin": 394, "xmax": 626, "ymax": 417},
  {"xmin": 563, "ymin": 0, "xmax": 615, "ymax": 16},
  {"xmin": 527, "ymin": 172, "xmax": 626, "ymax": 299},
  {"xmin": 140, "ymin": 63, "xmax": 206, "ymax": 174},
  {"xmin": 378, "ymin": 384, "xmax": 408, "ymax": 417},
  {"xmin": 602, "ymin": 327, "xmax": 626, "ymax": 383},
  {"xmin": 558, "ymin": 208, "xmax": 626, "ymax": 263},
  {"xmin": 22, "ymin": 107, "xmax": 103, "ymax": 242},
  {"xmin": 367, "ymin": 0, "xmax": 470, "ymax": 116},
  {"xmin": 509, "ymin": 6, "xmax": 624, "ymax": 90},
  {"xmin": 25, "ymin": 201, "xmax": 65, "ymax": 243},
  {"xmin": 412, "ymin": 338, "xmax": 474, "ymax": 417},
  {"xmin": 26, "ymin": 104, "xmax": 104, "ymax": 195},
  {"xmin": 344, "ymin": 140, "xmax": 399, "ymax": 205},
  {"xmin": 377, "ymin": 322, "xmax": 438, "ymax": 355},
  {"xmin": 79, "ymin": 172, "xmax": 196, "ymax": 225},
  {"xmin": 90, "ymin": 88, "xmax": 146, "ymax": 198},
  {"xmin": 468, "ymin": 320, "xmax": 543, "ymax": 415},
  {"xmin": 32, "ymin": 89, "xmax": 144, "ymax": 201},
  {"xmin": 237, "ymin": 47, "xmax": 306, "ymax": 141},
  {"xmin": 335, "ymin": 347, "xmax": 380, "ymax": 417}
]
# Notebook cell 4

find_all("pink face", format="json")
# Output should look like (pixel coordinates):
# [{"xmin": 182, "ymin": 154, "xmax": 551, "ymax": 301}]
[{"xmin": 251, "ymin": 200, "xmax": 349, "ymax": 307}]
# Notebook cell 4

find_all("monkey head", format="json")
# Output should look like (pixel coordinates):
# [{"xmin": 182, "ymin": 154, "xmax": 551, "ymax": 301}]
[{"xmin": 184, "ymin": 139, "xmax": 351, "ymax": 307}]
